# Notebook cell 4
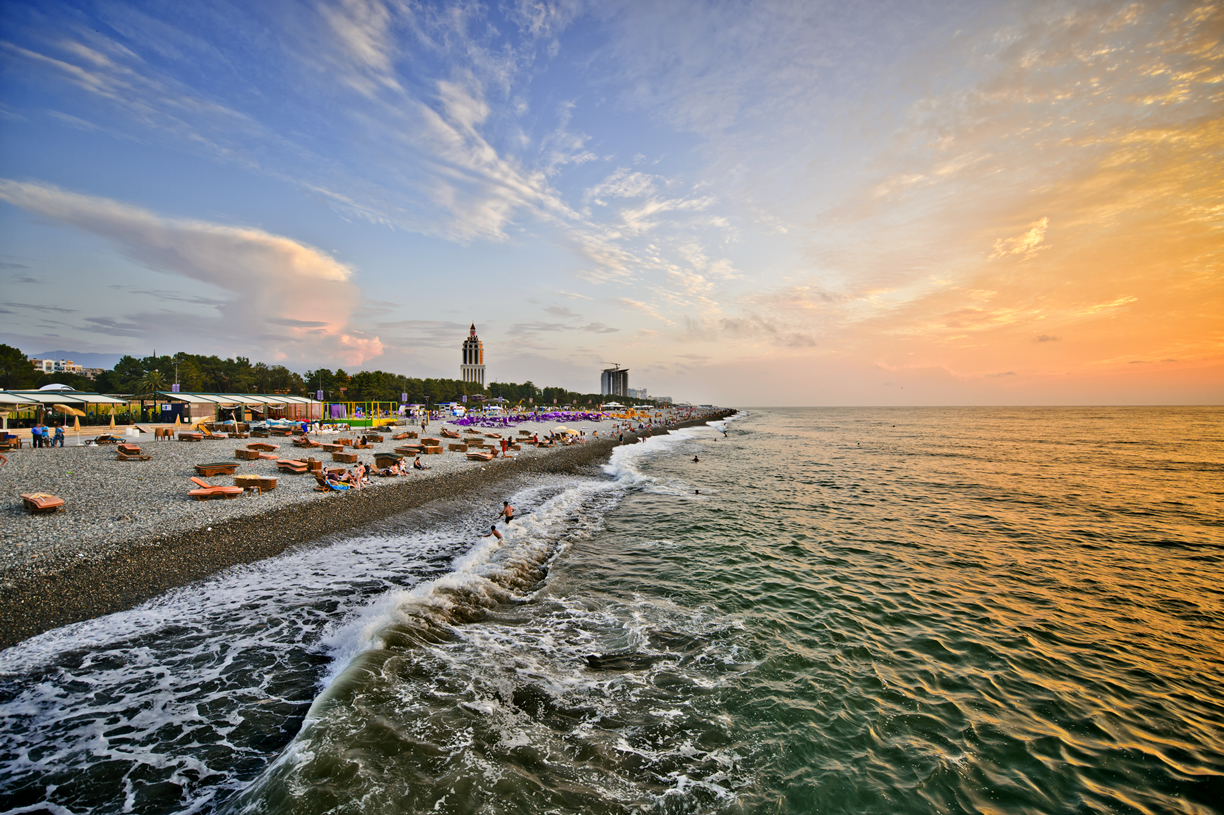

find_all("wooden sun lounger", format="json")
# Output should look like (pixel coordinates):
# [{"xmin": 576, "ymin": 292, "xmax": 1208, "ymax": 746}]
[
  {"xmin": 235, "ymin": 448, "xmax": 261, "ymax": 460},
  {"xmin": 332, "ymin": 451, "xmax": 358, "ymax": 463},
  {"xmin": 195, "ymin": 462, "xmax": 240, "ymax": 477},
  {"xmin": 293, "ymin": 437, "xmax": 322, "ymax": 448},
  {"xmin": 247, "ymin": 442, "xmax": 279, "ymax": 452},
  {"xmin": 441, "ymin": 429, "xmax": 461, "ymax": 439},
  {"xmin": 313, "ymin": 473, "xmax": 350, "ymax": 492},
  {"xmin": 395, "ymin": 444, "xmax": 422, "ymax": 455},
  {"xmin": 95, "ymin": 435, "xmax": 121, "ymax": 444},
  {"xmin": 466, "ymin": 450, "xmax": 495, "ymax": 461},
  {"xmin": 276, "ymin": 459, "xmax": 309, "ymax": 473},
  {"xmin": 117, "ymin": 443, "xmax": 142, "ymax": 454},
  {"xmin": 21, "ymin": 492, "xmax": 65, "ymax": 513},
  {"xmin": 116, "ymin": 452, "xmax": 152, "ymax": 461},
  {"xmin": 178, "ymin": 432, "xmax": 204, "ymax": 442},
  {"xmin": 188, "ymin": 476, "xmax": 243, "ymax": 500}
]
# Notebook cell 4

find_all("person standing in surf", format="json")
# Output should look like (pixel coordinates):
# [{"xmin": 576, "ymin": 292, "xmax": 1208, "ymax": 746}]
[{"xmin": 499, "ymin": 501, "xmax": 514, "ymax": 524}]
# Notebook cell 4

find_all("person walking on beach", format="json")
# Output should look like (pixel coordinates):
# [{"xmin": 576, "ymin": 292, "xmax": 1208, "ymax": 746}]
[{"xmin": 499, "ymin": 501, "xmax": 514, "ymax": 524}]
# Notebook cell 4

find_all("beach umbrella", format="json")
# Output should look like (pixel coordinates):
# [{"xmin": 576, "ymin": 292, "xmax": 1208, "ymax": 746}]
[
  {"xmin": 109, "ymin": 411, "xmax": 115, "ymax": 430},
  {"xmin": 174, "ymin": 414, "xmax": 181, "ymax": 429},
  {"xmin": 554, "ymin": 425, "xmax": 569, "ymax": 433},
  {"xmin": 73, "ymin": 415, "xmax": 80, "ymax": 443}
]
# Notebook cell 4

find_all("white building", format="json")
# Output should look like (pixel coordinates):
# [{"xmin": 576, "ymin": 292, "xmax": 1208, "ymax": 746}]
[
  {"xmin": 460, "ymin": 324, "xmax": 486, "ymax": 387},
  {"xmin": 29, "ymin": 358, "xmax": 84, "ymax": 375}
]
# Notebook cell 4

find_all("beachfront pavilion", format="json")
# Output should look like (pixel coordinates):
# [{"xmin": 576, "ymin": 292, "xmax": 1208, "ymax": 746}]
[
  {"xmin": 154, "ymin": 392, "xmax": 322, "ymax": 424},
  {"xmin": 0, "ymin": 389, "xmax": 132, "ymax": 431}
]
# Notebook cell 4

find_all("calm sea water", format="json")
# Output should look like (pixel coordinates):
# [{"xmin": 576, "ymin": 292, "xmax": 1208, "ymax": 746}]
[{"xmin": 1, "ymin": 407, "xmax": 1222, "ymax": 814}]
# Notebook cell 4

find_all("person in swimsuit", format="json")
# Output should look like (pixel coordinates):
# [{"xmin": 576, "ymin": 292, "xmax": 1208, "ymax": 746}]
[
  {"xmin": 483, "ymin": 525, "xmax": 502, "ymax": 540},
  {"xmin": 500, "ymin": 501, "xmax": 514, "ymax": 524}
]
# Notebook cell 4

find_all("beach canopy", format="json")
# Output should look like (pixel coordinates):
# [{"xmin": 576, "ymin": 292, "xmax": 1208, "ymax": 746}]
[
  {"xmin": 53, "ymin": 404, "xmax": 87, "ymax": 417},
  {"xmin": 156, "ymin": 391, "xmax": 319, "ymax": 407},
  {"xmin": 1, "ymin": 390, "xmax": 128, "ymax": 407},
  {"xmin": 0, "ymin": 393, "xmax": 39, "ymax": 406}
]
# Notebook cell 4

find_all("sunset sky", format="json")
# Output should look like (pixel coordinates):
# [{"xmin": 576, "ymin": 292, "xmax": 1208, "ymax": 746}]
[{"xmin": 1, "ymin": 0, "xmax": 1220, "ymax": 405}]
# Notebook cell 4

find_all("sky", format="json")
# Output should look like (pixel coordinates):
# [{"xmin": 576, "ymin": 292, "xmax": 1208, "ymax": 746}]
[{"xmin": 0, "ymin": 0, "xmax": 1220, "ymax": 405}]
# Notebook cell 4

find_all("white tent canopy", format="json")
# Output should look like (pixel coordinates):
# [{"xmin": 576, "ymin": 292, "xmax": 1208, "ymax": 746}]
[
  {"xmin": 155, "ymin": 392, "xmax": 320, "ymax": 407},
  {"xmin": 1, "ymin": 390, "xmax": 128, "ymax": 406}
]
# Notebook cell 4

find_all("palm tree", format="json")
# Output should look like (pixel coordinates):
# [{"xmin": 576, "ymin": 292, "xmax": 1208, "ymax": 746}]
[{"xmin": 137, "ymin": 370, "xmax": 167, "ymax": 422}]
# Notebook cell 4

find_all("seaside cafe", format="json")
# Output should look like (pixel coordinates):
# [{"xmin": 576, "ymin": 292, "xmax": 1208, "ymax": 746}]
[
  {"xmin": 152, "ymin": 391, "xmax": 322, "ymax": 424},
  {"xmin": 0, "ymin": 387, "xmax": 131, "ymax": 432}
]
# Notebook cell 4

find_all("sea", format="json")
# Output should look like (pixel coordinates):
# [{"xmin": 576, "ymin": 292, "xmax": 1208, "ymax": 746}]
[{"xmin": 1, "ymin": 407, "xmax": 1222, "ymax": 815}]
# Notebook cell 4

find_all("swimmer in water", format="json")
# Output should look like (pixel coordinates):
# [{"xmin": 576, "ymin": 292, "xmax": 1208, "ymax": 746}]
[{"xmin": 483, "ymin": 525, "xmax": 502, "ymax": 540}]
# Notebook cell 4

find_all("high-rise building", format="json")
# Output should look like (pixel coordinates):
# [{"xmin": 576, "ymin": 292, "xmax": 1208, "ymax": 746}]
[
  {"xmin": 600, "ymin": 364, "xmax": 629, "ymax": 397},
  {"xmin": 461, "ymin": 324, "xmax": 485, "ymax": 386}
]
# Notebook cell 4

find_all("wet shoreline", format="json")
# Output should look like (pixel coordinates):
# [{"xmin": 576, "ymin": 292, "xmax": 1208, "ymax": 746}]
[{"xmin": 0, "ymin": 416, "xmax": 730, "ymax": 649}]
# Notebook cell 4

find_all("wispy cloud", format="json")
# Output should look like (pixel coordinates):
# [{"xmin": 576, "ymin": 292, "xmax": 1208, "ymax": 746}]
[{"xmin": 0, "ymin": 179, "xmax": 380, "ymax": 365}]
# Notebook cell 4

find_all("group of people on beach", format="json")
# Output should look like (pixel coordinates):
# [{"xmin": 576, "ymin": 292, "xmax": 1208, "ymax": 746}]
[
  {"xmin": 27, "ymin": 422, "xmax": 65, "ymax": 448},
  {"xmin": 321, "ymin": 455, "xmax": 430, "ymax": 490}
]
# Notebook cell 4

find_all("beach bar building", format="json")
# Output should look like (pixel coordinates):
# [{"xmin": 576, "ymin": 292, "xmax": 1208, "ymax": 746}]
[
  {"xmin": 154, "ymin": 392, "xmax": 322, "ymax": 424},
  {"xmin": 0, "ymin": 388, "xmax": 133, "ymax": 431}
]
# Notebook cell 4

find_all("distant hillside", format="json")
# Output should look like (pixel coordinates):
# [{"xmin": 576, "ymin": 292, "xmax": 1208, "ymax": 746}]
[{"xmin": 32, "ymin": 351, "xmax": 124, "ymax": 370}]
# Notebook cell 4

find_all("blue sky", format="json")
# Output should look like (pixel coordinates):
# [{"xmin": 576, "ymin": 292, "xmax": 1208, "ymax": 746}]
[{"xmin": 1, "ymin": 1, "xmax": 1220, "ymax": 404}]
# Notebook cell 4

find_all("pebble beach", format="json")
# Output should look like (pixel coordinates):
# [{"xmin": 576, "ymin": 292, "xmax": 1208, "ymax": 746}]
[{"xmin": 0, "ymin": 413, "xmax": 719, "ymax": 648}]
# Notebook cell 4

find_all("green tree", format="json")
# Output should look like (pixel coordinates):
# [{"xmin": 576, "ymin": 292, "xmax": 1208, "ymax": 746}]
[{"xmin": 0, "ymin": 344, "xmax": 38, "ymax": 389}]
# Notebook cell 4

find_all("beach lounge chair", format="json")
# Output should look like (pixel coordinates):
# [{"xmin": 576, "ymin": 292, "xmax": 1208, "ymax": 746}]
[
  {"xmin": 117, "ymin": 443, "xmax": 141, "ymax": 454},
  {"xmin": 116, "ymin": 451, "xmax": 152, "ymax": 461},
  {"xmin": 178, "ymin": 432, "xmax": 204, "ymax": 442},
  {"xmin": 234, "ymin": 448, "xmax": 261, "ymax": 460},
  {"xmin": 95, "ymin": 434, "xmax": 121, "ymax": 444},
  {"xmin": 332, "ymin": 451, "xmax": 358, "ymax": 463},
  {"xmin": 466, "ymin": 450, "xmax": 495, "ymax": 461},
  {"xmin": 363, "ymin": 433, "xmax": 384, "ymax": 443},
  {"xmin": 441, "ymin": 428, "xmax": 460, "ymax": 439},
  {"xmin": 21, "ymin": 493, "xmax": 65, "ymax": 513},
  {"xmin": 195, "ymin": 462, "xmax": 240, "ymax": 477},
  {"xmin": 247, "ymin": 442, "xmax": 278, "ymax": 452},
  {"xmin": 293, "ymin": 437, "xmax": 322, "ymax": 448},
  {"xmin": 188, "ymin": 477, "xmax": 243, "ymax": 501},
  {"xmin": 200, "ymin": 426, "xmax": 227, "ymax": 440},
  {"xmin": 276, "ymin": 459, "xmax": 309, "ymax": 474},
  {"xmin": 313, "ymin": 473, "xmax": 350, "ymax": 492}
]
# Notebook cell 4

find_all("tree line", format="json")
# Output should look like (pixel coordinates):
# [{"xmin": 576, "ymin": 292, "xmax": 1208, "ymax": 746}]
[{"xmin": 0, "ymin": 345, "xmax": 653, "ymax": 408}]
